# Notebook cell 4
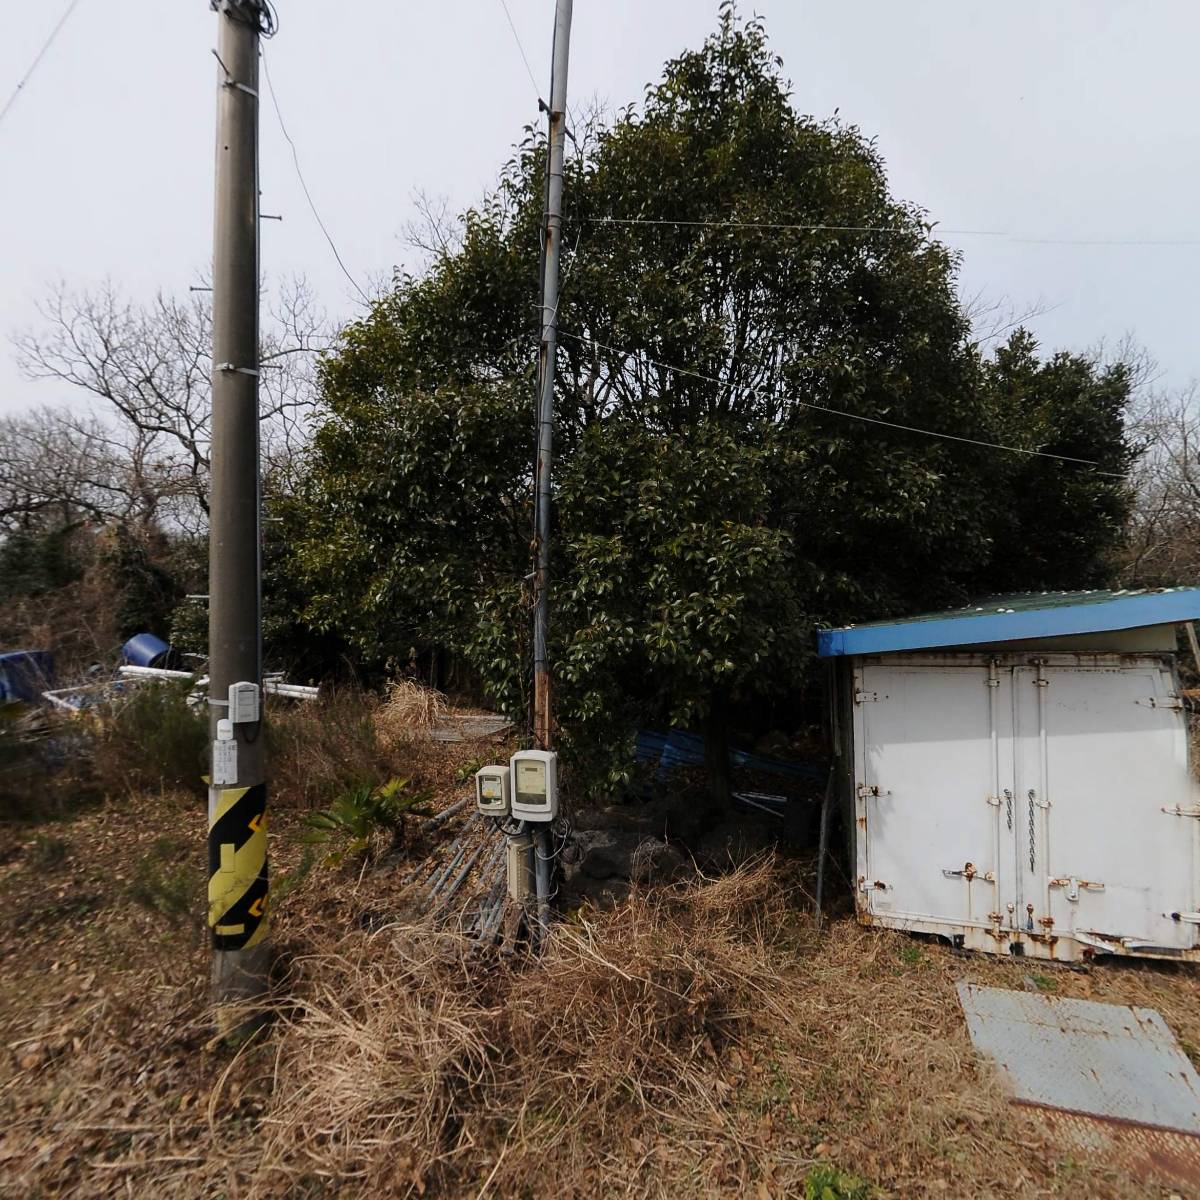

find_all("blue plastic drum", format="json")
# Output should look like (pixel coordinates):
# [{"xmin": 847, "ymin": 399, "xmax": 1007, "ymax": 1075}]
[{"xmin": 122, "ymin": 633, "xmax": 174, "ymax": 669}]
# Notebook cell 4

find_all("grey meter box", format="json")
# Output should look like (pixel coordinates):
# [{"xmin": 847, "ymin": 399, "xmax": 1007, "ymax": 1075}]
[
  {"xmin": 475, "ymin": 765, "xmax": 511, "ymax": 817},
  {"xmin": 509, "ymin": 750, "xmax": 558, "ymax": 822}
]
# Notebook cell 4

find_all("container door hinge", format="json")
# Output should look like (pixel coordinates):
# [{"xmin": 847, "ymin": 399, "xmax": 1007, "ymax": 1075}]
[
  {"xmin": 854, "ymin": 689, "xmax": 879, "ymax": 704},
  {"xmin": 1161, "ymin": 805, "xmax": 1200, "ymax": 818},
  {"xmin": 1139, "ymin": 695, "xmax": 1184, "ymax": 710},
  {"xmin": 1167, "ymin": 911, "xmax": 1200, "ymax": 926},
  {"xmin": 1049, "ymin": 877, "xmax": 1104, "ymax": 902},
  {"xmin": 857, "ymin": 783, "xmax": 890, "ymax": 800},
  {"xmin": 858, "ymin": 878, "xmax": 890, "ymax": 893}
]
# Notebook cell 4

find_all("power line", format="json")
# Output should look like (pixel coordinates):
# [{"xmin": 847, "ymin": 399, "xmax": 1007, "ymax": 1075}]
[
  {"xmin": 584, "ymin": 216, "xmax": 1200, "ymax": 248},
  {"xmin": 496, "ymin": 0, "xmax": 542, "ymax": 101},
  {"xmin": 587, "ymin": 216, "xmax": 1003, "ymax": 237},
  {"xmin": 0, "ymin": 0, "xmax": 85, "ymax": 129},
  {"xmin": 494, "ymin": 0, "xmax": 582, "ymax": 149},
  {"xmin": 558, "ymin": 330, "xmax": 1124, "ymax": 477},
  {"xmin": 260, "ymin": 46, "xmax": 371, "ymax": 306}
]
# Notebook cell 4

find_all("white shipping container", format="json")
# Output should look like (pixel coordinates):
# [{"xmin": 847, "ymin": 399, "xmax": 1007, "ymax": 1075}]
[
  {"xmin": 848, "ymin": 653, "xmax": 1200, "ymax": 962},
  {"xmin": 821, "ymin": 590, "xmax": 1200, "ymax": 963}
]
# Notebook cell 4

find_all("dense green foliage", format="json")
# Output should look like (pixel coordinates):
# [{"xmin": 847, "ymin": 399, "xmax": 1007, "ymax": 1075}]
[
  {"xmin": 102, "ymin": 524, "xmax": 179, "ymax": 642},
  {"xmin": 0, "ymin": 524, "xmax": 85, "ymax": 604},
  {"xmin": 289, "ymin": 7, "xmax": 1134, "ymax": 786}
]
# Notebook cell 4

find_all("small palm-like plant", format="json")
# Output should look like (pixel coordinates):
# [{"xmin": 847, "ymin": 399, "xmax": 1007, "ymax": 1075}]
[{"xmin": 303, "ymin": 776, "xmax": 434, "ymax": 865}]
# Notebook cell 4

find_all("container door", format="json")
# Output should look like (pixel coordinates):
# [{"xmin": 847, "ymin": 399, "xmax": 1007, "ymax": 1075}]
[
  {"xmin": 1017, "ymin": 661, "xmax": 1199, "ymax": 953},
  {"xmin": 856, "ymin": 661, "xmax": 1005, "ymax": 929}
]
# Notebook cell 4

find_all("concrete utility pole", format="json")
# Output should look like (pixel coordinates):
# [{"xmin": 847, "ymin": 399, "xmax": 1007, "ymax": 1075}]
[
  {"xmin": 528, "ymin": 0, "xmax": 574, "ymax": 940},
  {"xmin": 207, "ymin": 0, "xmax": 269, "ymax": 1015}
]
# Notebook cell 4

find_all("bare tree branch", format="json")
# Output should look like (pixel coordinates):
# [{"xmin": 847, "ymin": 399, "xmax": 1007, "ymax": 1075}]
[{"xmin": 9, "ymin": 276, "xmax": 329, "ymax": 535}]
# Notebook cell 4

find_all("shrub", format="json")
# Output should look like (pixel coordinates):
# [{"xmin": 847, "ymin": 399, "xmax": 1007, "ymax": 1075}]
[
  {"xmin": 269, "ymin": 689, "xmax": 414, "ymax": 810},
  {"xmin": 303, "ymin": 777, "xmax": 434, "ymax": 864},
  {"xmin": 88, "ymin": 681, "xmax": 208, "ymax": 799}
]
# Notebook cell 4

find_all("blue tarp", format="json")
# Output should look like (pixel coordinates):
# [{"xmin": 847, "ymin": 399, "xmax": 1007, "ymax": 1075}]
[
  {"xmin": 635, "ymin": 728, "xmax": 825, "ymax": 784},
  {"xmin": 0, "ymin": 651, "xmax": 55, "ymax": 703}
]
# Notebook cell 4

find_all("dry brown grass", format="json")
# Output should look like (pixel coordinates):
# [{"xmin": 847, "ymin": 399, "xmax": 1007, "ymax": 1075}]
[
  {"xmin": 375, "ymin": 680, "xmax": 450, "ymax": 744},
  {"xmin": 251, "ymin": 859, "xmax": 796, "ymax": 1198},
  {"xmin": 2, "ymin": 783, "xmax": 1194, "ymax": 1199},
  {"xmin": 268, "ymin": 688, "xmax": 418, "ymax": 810}
]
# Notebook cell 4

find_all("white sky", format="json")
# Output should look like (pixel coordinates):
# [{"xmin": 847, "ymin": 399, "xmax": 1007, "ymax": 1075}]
[{"xmin": 1, "ymin": 0, "xmax": 1198, "ymax": 416}]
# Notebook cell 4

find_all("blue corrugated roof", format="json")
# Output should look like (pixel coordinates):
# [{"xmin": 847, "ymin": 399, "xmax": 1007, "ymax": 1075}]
[{"xmin": 817, "ymin": 588, "xmax": 1200, "ymax": 657}]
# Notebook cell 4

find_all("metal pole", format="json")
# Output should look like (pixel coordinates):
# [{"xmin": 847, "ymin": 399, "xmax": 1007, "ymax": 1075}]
[
  {"xmin": 207, "ymin": 0, "xmax": 268, "ymax": 1015},
  {"xmin": 814, "ymin": 770, "xmax": 835, "ymax": 933},
  {"xmin": 531, "ymin": 0, "xmax": 573, "ymax": 753},
  {"xmin": 528, "ymin": 0, "xmax": 573, "ymax": 946}
]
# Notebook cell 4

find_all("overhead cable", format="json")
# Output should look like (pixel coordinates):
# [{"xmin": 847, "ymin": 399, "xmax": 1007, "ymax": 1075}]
[
  {"xmin": 587, "ymin": 216, "xmax": 1002, "ymax": 237},
  {"xmin": 496, "ymin": 0, "xmax": 543, "ymax": 102},
  {"xmin": 558, "ymin": 330, "xmax": 1125, "ymax": 477},
  {"xmin": 0, "ymin": 0, "xmax": 85, "ymax": 129},
  {"xmin": 585, "ymin": 216, "xmax": 1200, "ymax": 248},
  {"xmin": 260, "ymin": 46, "xmax": 371, "ymax": 306}
]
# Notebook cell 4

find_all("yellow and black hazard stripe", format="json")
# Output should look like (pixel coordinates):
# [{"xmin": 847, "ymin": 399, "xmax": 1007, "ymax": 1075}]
[{"xmin": 208, "ymin": 782, "xmax": 268, "ymax": 951}]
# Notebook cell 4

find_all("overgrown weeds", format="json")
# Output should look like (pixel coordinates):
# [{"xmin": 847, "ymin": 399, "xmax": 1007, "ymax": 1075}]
[
  {"xmin": 88, "ymin": 681, "xmax": 207, "ymax": 799},
  {"xmin": 269, "ymin": 688, "xmax": 412, "ymax": 810},
  {"xmin": 255, "ymin": 859, "xmax": 796, "ymax": 1197}
]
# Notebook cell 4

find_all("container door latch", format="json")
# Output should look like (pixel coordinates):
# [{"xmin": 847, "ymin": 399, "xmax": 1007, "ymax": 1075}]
[{"xmin": 1049, "ymin": 877, "xmax": 1105, "ymax": 902}]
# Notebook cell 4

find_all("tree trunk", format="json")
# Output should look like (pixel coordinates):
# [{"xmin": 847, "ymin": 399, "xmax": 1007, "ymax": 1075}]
[{"xmin": 703, "ymin": 690, "xmax": 733, "ymax": 815}]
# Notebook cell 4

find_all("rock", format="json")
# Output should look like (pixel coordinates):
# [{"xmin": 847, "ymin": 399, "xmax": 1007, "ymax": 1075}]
[
  {"xmin": 694, "ymin": 819, "xmax": 776, "ymax": 870},
  {"xmin": 573, "ymin": 829, "xmax": 644, "ymax": 881},
  {"xmin": 575, "ymin": 802, "xmax": 665, "ymax": 835},
  {"xmin": 565, "ymin": 874, "xmax": 633, "ymax": 911},
  {"xmin": 629, "ymin": 837, "xmax": 689, "ymax": 884}
]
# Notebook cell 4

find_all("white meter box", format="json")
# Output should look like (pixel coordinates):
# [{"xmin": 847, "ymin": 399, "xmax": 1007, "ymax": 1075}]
[
  {"xmin": 510, "ymin": 750, "xmax": 558, "ymax": 822},
  {"xmin": 475, "ymin": 765, "xmax": 511, "ymax": 817}
]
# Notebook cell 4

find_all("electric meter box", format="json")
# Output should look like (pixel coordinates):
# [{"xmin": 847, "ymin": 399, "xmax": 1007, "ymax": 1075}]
[
  {"xmin": 475, "ymin": 765, "xmax": 511, "ymax": 818},
  {"xmin": 509, "ymin": 750, "xmax": 558, "ymax": 822},
  {"xmin": 228, "ymin": 681, "xmax": 261, "ymax": 724}
]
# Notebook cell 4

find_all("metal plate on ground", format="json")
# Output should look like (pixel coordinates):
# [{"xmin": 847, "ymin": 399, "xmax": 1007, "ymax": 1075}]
[{"xmin": 958, "ymin": 982, "xmax": 1200, "ymax": 1189}]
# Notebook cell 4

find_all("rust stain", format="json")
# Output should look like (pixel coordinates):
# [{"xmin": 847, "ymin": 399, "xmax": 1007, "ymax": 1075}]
[{"xmin": 1019, "ymin": 1101, "xmax": 1200, "ymax": 1191}]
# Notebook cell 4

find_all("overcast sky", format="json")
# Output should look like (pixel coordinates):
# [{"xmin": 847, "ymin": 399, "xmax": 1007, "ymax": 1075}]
[{"xmin": 1, "ymin": 0, "xmax": 1197, "ymax": 417}]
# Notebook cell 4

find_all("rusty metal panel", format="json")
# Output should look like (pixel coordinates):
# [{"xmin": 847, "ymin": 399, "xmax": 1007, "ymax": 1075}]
[
  {"xmin": 958, "ymin": 983, "xmax": 1200, "ymax": 1131},
  {"xmin": 959, "ymin": 983, "xmax": 1200, "ymax": 1187},
  {"xmin": 1032, "ymin": 1104, "xmax": 1200, "ymax": 1192}
]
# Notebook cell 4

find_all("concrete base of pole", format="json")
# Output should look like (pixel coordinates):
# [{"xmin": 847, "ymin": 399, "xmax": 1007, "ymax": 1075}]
[{"xmin": 211, "ymin": 945, "xmax": 270, "ymax": 1035}]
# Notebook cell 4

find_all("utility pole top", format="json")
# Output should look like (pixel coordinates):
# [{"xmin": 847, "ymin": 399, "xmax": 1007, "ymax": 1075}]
[{"xmin": 209, "ymin": 0, "xmax": 277, "ymax": 37}]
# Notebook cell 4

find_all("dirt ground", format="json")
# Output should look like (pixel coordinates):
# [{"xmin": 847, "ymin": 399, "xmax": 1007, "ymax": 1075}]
[{"xmin": 1, "ymin": 779, "xmax": 1198, "ymax": 1198}]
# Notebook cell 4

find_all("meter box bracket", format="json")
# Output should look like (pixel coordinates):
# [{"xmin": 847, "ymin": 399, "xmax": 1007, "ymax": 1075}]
[
  {"xmin": 475, "ymin": 765, "xmax": 511, "ymax": 817},
  {"xmin": 509, "ymin": 750, "xmax": 558, "ymax": 823}
]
